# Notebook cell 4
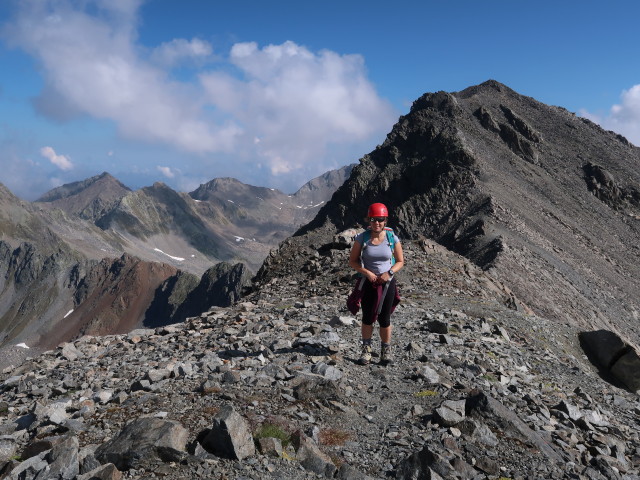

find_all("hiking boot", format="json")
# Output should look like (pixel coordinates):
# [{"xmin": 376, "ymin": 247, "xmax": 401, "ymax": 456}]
[
  {"xmin": 358, "ymin": 344, "xmax": 372, "ymax": 365},
  {"xmin": 380, "ymin": 344, "xmax": 393, "ymax": 365}
]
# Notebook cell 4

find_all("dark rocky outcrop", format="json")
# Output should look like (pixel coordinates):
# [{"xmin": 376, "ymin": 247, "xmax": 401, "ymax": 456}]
[
  {"xmin": 582, "ymin": 162, "xmax": 639, "ymax": 211},
  {"xmin": 580, "ymin": 330, "xmax": 640, "ymax": 393},
  {"xmin": 147, "ymin": 261, "xmax": 251, "ymax": 328},
  {"xmin": 185, "ymin": 261, "xmax": 251, "ymax": 310}
]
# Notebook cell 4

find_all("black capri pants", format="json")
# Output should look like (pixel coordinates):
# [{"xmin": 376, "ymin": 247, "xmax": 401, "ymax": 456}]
[{"xmin": 361, "ymin": 277, "xmax": 397, "ymax": 328}]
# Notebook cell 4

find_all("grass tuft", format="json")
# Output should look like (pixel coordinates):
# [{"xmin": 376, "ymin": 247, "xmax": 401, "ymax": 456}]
[
  {"xmin": 254, "ymin": 422, "xmax": 292, "ymax": 447},
  {"xmin": 414, "ymin": 390, "xmax": 438, "ymax": 397}
]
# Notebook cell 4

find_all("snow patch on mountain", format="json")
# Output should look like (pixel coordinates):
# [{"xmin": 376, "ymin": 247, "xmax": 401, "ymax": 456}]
[{"xmin": 153, "ymin": 248, "xmax": 185, "ymax": 262}]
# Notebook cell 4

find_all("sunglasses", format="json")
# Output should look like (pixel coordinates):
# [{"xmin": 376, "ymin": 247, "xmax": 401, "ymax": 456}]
[{"xmin": 369, "ymin": 217, "xmax": 387, "ymax": 223}]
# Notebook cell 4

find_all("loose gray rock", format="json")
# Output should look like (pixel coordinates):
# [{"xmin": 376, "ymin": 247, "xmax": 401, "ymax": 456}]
[
  {"xmin": 434, "ymin": 399, "xmax": 466, "ymax": 427},
  {"xmin": 292, "ymin": 430, "xmax": 337, "ymax": 478},
  {"xmin": 336, "ymin": 463, "xmax": 376, "ymax": 480},
  {"xmin": 466, "ymin": 389, "xmax": 564, "ymax": 463},
  {"xmin": 0, "ymin": 436, "xmax": 18, "ymax": 462},
  {"xmin": 94, "ymin": 417, "xmax": 189, "ymax": 470},
  {"xmin": 311, "ymin": 362, "xmax": 343, "ymax": 381},
  {"xmin": 61, "ymin": 342, "xmax": 84, "ymax": 361},
  {"xmin": 44, "ymin": 435, "xmax": 80, "ymax": 480},
  {"xmin": 291, "ymin": 373, "xmax": 342, "ymax": 401},
  {"xmin": 7, "ymin": 451, "xmax": 49, "ymax": 479},
  {"xmin": 258, "ymin": 437, "xmax": 283, "ymax": 458},
  {"xmin": 418, "ymin": 365, "xmax": 441, "ymax": 384},
  {"xmin": 77, "ymin": 462, "xmax": 123, "ymax": 480},
  {"xmin": 396, "ymin": 445, "xmax": 456, "ymax": 479},
  {"xmin": 201, "ymin": 404, "xmax": 255, "ymax": 460}
]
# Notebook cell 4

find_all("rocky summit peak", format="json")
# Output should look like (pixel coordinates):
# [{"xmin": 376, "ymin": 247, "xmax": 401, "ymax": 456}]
[
  {"xmin": 190, "ymin": 176, "xmax": 277, "ymax": 202},
  {"xmin": 458, "ymin": 79, "xmax": 515, "ymax": 97},
  {"xmin": 34, "ymin": 171, "xmax": 132, "ymax": 225},
  {"xmin": 36, "ymin": 172, "xmax": 130, "ymax": 203},
  {"xmin": 287, "ymin": 80, "xmax": 640, "ymax": 347}
]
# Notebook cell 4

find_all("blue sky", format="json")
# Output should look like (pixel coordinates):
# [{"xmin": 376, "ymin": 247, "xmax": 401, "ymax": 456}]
[{"xmin": 1, "ymin": 1, "xmax": 639, "ymax": 201}]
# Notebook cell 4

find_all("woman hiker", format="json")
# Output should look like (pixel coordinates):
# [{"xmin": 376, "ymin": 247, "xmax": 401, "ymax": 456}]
[{"xmin": 348, "ymin": 203, "xmax": 404, "ymax": 365}]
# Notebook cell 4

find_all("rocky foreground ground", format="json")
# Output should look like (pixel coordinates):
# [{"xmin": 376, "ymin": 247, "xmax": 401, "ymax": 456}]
[{"xmin": 1, "ymin": 237, "xmax": 639, "ymax": 479}]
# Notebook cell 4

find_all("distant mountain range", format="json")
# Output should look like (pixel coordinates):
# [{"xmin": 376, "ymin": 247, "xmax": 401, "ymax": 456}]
[
  {"xmin": 33, "ymin": 167, "xmax": 354, "ymax": 274},
  {"xmin": 0, "ymin": 165, "xmax": 353, "ymax": 349}
]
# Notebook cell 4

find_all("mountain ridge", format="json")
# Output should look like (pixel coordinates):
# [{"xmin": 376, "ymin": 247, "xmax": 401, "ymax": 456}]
[{"xmin": 260, "ymin": 79, "xmax": 640, "ymax": 346}]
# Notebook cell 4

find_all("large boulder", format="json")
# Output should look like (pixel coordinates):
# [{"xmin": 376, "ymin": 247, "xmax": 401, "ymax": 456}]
[
  {"xmin": 291, "ymin": 430, "xmax": 337, "ymax": 478},
  {"xmin": 579, "ymin": 330, "xmax": 628, "ymax": 368},
  {"xmin": 94, "ymin": 417, "xmax": 189, "ymax": 470},
  {"xmin": 580, "ymin": 329, "xmax": 640, "ymax": 393},
  {"xmin": 201, "ymin": 405, "xmax": 255, "ymax": 460},
  {"xmin": 610, "ymin": 348, "xmax": 640, "ymax": 393}
]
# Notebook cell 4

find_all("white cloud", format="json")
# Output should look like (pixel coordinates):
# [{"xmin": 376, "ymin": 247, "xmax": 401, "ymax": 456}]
[
  {"xmin": 200, "ymin": 40, "xmax": 396, "ymax": 175},
  {"xmin": 4, "ymin": 1, "xmax": 240, "ymax": 155},
  {"xmin": 581, "ymin": 84, "xmax": 640, "ymax": 146},
  {"xmin": 2, "ymin": 1, "xmax": 396, "ymax": 189},
  {"xmin": 40, "ymin": 146, "xmax": 73, "ymax": 170},
  {"xmin": 157, "ymin": 165, "xmax": 176, "ymax": 178},
  {"xmin": 151, "ymin": 38, "xmax": 213, "ymax": 67}
]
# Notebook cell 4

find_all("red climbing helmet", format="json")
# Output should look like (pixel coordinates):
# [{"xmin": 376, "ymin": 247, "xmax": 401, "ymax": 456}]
[{"xmin": 367, "ymin": 203, "xmax": 389, "ymax": 218}]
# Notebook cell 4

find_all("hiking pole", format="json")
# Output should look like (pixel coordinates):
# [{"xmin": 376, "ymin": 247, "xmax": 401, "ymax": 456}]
[{"xmin": 376, "ymin": 280, "xmax": 391, "ymax": 316}]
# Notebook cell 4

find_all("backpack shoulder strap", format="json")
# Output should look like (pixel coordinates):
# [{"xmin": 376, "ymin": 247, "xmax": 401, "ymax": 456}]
[
  {"xmin": 385, "ymin": 228, "xmax": 395, "ymax": 248},
  {"xmin": 385, "ymin": 228, "xmax": 396, "ymax": 265},
  {"xmin": 362, "ymin": 230, "xmax": 371, "ymax": 245}
]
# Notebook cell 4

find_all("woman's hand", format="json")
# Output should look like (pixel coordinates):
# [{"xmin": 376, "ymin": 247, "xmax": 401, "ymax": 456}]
[
  {"xmin": 365, "ymin": 271, "xmax": 378, "ymax": 283},
  {"xmin": 378, "ymin": 271, "xmax": 392, "ymax": 283}
]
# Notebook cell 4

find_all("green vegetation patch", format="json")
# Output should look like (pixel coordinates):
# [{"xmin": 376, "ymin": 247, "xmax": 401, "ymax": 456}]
[
  {"xmin": 254, "ymin": 422, "xmax": 292, "ymax": 447},
  {"xmin": 414, "ymin": 390, "xmax": 438, "ymax": 397}
]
